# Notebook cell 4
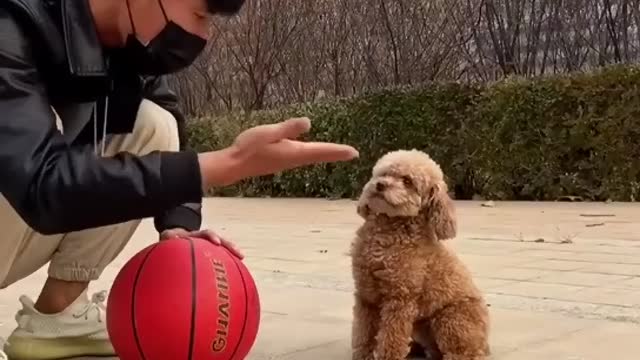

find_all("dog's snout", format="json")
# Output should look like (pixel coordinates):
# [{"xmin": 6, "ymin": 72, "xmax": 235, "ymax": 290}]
[{"xmin": 376, "ymin": 182, "xmax": 386, "ymax": 192}]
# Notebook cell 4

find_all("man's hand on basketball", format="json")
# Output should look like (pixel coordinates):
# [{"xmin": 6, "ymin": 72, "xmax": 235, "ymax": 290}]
[
  {"xmin": 159, "ymin": 228, "xmax": 244, "ymax": 259},
  {"xmin": 198, "ymin": 117, "xmax": 359, "ymax": 188}
]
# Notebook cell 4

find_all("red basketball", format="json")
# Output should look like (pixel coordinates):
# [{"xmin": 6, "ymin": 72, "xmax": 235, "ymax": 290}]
[{"xmin": 106, "ymin": 236, "xmax": 261, "ymax": 360}]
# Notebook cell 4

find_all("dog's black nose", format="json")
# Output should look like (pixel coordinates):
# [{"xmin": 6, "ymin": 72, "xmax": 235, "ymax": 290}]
[{"xmin": 376, "ymin": 182, "xmax": 386, "ymax": 192}]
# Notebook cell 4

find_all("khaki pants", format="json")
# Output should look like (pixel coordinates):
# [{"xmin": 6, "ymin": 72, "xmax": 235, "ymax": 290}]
[{"xmin": 0, "ymin": 99, "xmax": 180, "ymax": 289}]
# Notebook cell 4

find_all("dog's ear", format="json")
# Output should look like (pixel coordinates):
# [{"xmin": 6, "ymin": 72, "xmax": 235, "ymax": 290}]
[
  {"xmin": 356, "ymin": 192, "xmax": 371, "ymax": 219},
  {"xmin": 423, "ymin": 181, "xmax": 457, "ymax": 240},
  {"xmin": 357, "ymin": 203, "xmax": 370, "ymax": 219}
]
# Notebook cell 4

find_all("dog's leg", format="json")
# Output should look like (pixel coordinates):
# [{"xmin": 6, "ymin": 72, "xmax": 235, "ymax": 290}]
[
  {"xmin": 352, "ymin": 297, "xmax": 380, "ymax": 360},
  {"xmin": 411, "ymin": 321, "xmax": 442, "ymax": 360},
  {"xmin": 373, "ymin": 300, "xmax": 417, "ymax": 360},
  {"xmin": 430, "ymin": 299, "xmax": 490, "ymax": 360}
]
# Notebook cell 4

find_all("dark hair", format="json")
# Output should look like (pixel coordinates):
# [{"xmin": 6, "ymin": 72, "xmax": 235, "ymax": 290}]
[{"xmin": 207, "ymin": 0, "xmax": 245, "ymax": 15}]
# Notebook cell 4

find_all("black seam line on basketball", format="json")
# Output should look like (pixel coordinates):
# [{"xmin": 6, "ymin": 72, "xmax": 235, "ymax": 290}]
[
  {"xmin": 188, "ymin": 238, "xmax": 197, "ymax": 360},
  {"xmin": 228, "ymin": 253, "xmax": 249, "ymax": 360},
  {"xmin": 131, "ymin": 244, "xmax": 159, "ymax": 360}
]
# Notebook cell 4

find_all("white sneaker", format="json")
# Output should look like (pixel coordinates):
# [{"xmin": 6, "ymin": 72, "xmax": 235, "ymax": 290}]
[
  {"xmin": 0, "ymin": 337, "xmax": 8, "ymax": 360},
  {"xmin": 2, "ymin": 289, "xmax": 115, "ymax": 360}
]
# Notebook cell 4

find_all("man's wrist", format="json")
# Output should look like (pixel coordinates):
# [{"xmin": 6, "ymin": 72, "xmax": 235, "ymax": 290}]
[
  {"xmin": 154, "ymin": 203, "xmax": 202, "ymax": 234},
  {"xmin": 159, "ymin": 227, "xmax": 190, "ymax": 240},
  {"xmin": 197, "ymin": 148, "xmax": 240, "ymax": 189}
]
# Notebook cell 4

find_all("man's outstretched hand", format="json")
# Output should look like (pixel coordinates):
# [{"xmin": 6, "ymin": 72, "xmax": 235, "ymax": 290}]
[
  {"xmin": 172, "ymin": 118, "xmax": 356, "ymax": 262},
  {"xmin": 198, "ymin": 117, "xmax": 359, "ymax": 188},
  {"xmin": 160, "ymin": 228, "xmax": 244, "ymax": 259}
]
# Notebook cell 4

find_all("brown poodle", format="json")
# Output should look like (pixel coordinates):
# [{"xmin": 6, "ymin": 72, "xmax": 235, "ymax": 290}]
[{"xmin": 350, "ymin": 149, "xmax": 490, "ymax": 360}]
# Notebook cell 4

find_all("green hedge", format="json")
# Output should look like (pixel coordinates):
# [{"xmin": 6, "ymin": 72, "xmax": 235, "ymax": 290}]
[{"xmin": 186, "ymin": 65, "xmax": 640, "ymax": 201}]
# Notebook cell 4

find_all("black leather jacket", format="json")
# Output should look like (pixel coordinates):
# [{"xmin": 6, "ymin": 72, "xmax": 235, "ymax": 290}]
[{"xmin": 0, "ymin": 0, "xmax": 204, "ymax": 234}]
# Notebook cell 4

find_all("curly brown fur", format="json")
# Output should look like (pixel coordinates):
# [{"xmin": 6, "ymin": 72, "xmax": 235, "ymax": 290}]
[{"xmin": 350, "ymin": 150, "xmax": 490, "ymax": 360}]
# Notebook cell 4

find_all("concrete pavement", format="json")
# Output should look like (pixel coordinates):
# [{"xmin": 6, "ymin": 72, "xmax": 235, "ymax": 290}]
[{"xmin": 1, "ymin": 198, "xmax": 640, "ymax": 359}]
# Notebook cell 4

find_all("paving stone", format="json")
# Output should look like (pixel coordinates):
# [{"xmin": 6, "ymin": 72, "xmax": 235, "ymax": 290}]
[
  {"xmin": 581, "ymin": 263, "xmax": 640, "ymax": 277},
  {"xmin": 534, "ymin": 271, "xmax": 633, "ymax": 287},
  {"xmin": 614, "ymin": 276, "xmax": 640, "ymax": 289},
  {"xmin": 475, "ymin": 267, "xmax": 559, "ymax": 281},
  {"xmin": 490, "ymin": 280, "xmax": 588, "ymax": 302},
  {"xmin": 2, "ymin": 199, "xmax": 640, "ymax": 359},
  {"xmin": 515, "ymin": 259, "xmax": 592, "ymax": 271},
  {"xmin": 495, "ymin": 319, "xmax": 640, "ymax": 360}
]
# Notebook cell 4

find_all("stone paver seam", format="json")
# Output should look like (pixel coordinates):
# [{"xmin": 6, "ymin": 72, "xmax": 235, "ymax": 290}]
[
  {"xmin": 524, "ymin": 257, "xmax": 640, "ymax": 268},
  {"xmin": 513, "ymin": 264, "xmax": 591, "ymax": 272},
  {"xmin": 604, "ymin": 276, "xmax": 640, "ymax": 289},
  {"xmin": 529, "ymin": 278, "xmax": 636, "ymax": 290},
  {"xmin": 486, "ymin": 290, "xmax": 637, "ymax": 309},
  {"xmin": 280, "ymin": 339, "xmax": 345, "ymax": 357}
]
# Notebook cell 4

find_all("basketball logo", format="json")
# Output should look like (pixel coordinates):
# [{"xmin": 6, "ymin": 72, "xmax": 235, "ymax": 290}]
[{"xmin": 212, "ymin": 259, "xmax": 230, "ymax": 353}]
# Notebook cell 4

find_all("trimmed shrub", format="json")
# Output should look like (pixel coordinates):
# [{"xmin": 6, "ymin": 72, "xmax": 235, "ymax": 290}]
[{"xmin": 186, "ymin": 65, "xmax": 640, "ymax": 201}]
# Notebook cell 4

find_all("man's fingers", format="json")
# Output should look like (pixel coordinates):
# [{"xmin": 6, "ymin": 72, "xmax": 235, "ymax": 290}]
[
  {"xmin": 234, "ymin": 118, "xmax": 311, "ymax": 151},
  {"xmin": 299, "ymin": 142, "xmax": 360, "ymax": 163},
  {"xmin": 280, "ymin": 117, "xmax": 311, "ymax": 139},
  {"xmin": 266, "ymin": 140, "xmax": 360, "ymax": 165},
  {"xmin": 160, "ymin": 230, "xmax": 242, "ymax": 259},
  {"xmin": 221, "ymin": 239, "xmax": 244, "ymax": 259},
  {"xmin": 196, "ymin": 230, "xmax": 244, "ymax": 259},
  {"xmin": 199, "ymin": 229, "xmax": 221, "ymax": 243}
]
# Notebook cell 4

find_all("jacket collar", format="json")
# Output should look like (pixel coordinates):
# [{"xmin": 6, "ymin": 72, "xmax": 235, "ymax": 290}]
[{"xmin": 59, "ymin": 0, "xmax": 108, "ymax": 77}]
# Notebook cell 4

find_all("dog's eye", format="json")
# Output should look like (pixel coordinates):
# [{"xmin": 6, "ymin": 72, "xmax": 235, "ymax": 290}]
[{"xmin": 402, "ymin": 176, "xmax": 413, "ymax": 186}]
